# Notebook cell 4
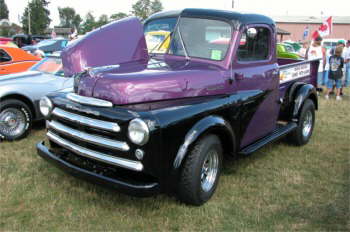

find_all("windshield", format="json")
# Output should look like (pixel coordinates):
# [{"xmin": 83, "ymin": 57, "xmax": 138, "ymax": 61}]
[
  {"xmin": 144, "ymin": 17, "xmax": 177, "ymax": 53},
  {"xmin": 30, "ymin": 57, "xmax": 64, "ymax": 76},
  {"xmin": 36, "ymin": 39, "xmax": 57, "ymax": 47},
  {"xmin": 168, "ymin": 17, "xmax": 232, "ymax": 61},
  {"xmin": 284, "ymin": 44, "xmax": 295, "ymax": 53}
]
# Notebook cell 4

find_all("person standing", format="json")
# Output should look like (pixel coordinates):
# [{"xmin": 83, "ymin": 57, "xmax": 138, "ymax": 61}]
[
  {"xmin": 343, "ymin": 40, "xmax": 350, "ymax": 91},
  {"xmin": 298, "ymin": 41, "xmax": 309, "ymax": 59},
  {"xmin": 325, "ymin": 47, "xmax": 344, "ymax": 100},
  {"xmin": 308, "ymin": 36, "xmax": 325, "ymax": 91}
]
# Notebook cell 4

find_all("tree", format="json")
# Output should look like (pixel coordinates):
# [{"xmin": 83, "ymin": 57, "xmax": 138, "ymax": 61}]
[
  {"xmin": 0, "ymin": 0, "xmax": 9, "ymax": 19},
  {"xmin": 58, "ymin": 7, "xmax": 82, "ymax": 30},
  {"xmin": 80, "ymin": 12, "xmax": 96, "ymax": 34},
  {"xmin": 21, "ymin": 0, "xmax": 51, "ymax": 35},
  {"xmin": 72, "ymin": 14, "xmax": 82, "ymax": 31},
  {"xmin": 95, "ymin": 14, "xmax": 109, "ymax": 28},
  {"xmin": 110, "ymin": 12, "xmax": 128, "ymax": 21},
  {"xmin": 150, "ymin": 0, "xmax": 163, "ymax": 15},
  {"xmin": 131, "ymin": 0, "xmax": 163, "ymax": 20}
]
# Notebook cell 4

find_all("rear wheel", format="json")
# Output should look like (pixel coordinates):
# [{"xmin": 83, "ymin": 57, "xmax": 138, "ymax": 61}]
[
  {"xmin": 177, "ymin": 134, "xmax": 223, "ymax": 206},
  {"xmin": 288, "ymin": 99, "xmax": 315, "ymax": 146},
  {"xmin": 0, "ymin": 99, "xmax": 32, "ymax": 140}
]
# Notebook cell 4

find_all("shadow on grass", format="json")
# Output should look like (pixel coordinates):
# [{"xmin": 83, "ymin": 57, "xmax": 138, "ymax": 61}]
[
  {"xmin": 221, "ymin": 139, "xmax": 293, "ymax": 176},
  {"xmin": 37, "ymin": 159, "xmax": 178, "ymax": 209}
]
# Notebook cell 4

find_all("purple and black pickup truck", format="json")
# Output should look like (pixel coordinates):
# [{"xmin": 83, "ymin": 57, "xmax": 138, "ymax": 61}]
[{"xmin": 36, "ymin": 9, "xmax": 319, "ymax": 205}]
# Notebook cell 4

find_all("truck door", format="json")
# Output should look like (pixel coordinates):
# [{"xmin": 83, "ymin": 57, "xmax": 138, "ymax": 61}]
[{"xmin": 232, "ymin": 25, "xmax": 280, "ymax": 148}]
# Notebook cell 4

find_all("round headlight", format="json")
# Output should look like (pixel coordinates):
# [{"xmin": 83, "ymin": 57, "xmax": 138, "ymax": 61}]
[
  {"xmin": 128, "ymin": 118, "xmax": 149, "ymax": 145},
  {"xmin": 39, "ymin": 96, "xmax": 53, "ymax": 117}
]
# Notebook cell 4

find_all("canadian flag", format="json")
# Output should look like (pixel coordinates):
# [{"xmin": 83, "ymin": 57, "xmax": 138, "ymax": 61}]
[{"xmin": 312, "ymin": 16, "xmax": 333, "ymax": 39}]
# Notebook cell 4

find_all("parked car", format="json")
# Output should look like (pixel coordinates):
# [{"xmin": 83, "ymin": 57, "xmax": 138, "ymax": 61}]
[
  {"xmin": 12, "ymin": 34, "xmax": 51, "ymax": 48},
  {"xmin": 0, "ymin": 54, "xmax": 73, "ymax": 140},
  {"xmin": 277, "ymin": 43, "xmax": 302, "ymax": 60},
  {"xmin": 0, "ymin": 46, "xmax": 41, "ymax": 75},
  {"xmin": 37, "ymin": 9, "xmax": 319, "ymax": 205},
  {"xmin": 0, "ymin": 37, "xmax": 18, "ymax": 48},
  {"xmin": 22, "ymin": 38, "xmax": 68, "ymax": 55},
  {"xmin": 283, "ymin": 41, "xmax": 301, "ymax": 52}
]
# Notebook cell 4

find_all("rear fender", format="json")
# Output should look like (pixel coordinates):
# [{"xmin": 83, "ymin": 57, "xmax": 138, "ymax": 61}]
[
  {"xmin": 173, "ymin": 115, "xmax": 235, "ymax": 169},
  {"xmin": 292, "ymin": 84, "xmax": 318, "ymax": 120}
]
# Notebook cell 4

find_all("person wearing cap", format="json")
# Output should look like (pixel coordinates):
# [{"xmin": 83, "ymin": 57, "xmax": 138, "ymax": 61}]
[
  {"xmin": 325, "ymin": 46, "xmax": 344, "ymax": 100},
  {"xmin": 336, "ymin": 40, "xmax": 346, "ymax": 95},
  {"xmin": 327, "ymin": 40, "xmax": 346, "ymax": 95},
  {"xmin": 308, "ymin": 36, "xmax": 325, "ymax": 91}
]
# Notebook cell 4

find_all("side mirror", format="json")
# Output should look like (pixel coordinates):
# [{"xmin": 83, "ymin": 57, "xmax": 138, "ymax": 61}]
[{"xmin": 247, "ymin": 28, "xmax": 257, "ymax": 39}]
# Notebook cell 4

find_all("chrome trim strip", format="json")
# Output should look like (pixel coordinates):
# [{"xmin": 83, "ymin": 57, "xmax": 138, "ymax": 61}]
[
  {"xmin": 52, "ymin": 108, "xmax": 120, "ymax": 132},
  {"xmin": 67, "ymin": 93, "xmax": 113, "ymax": 107},
  {"xmin": 47, "ymin": 131, "xmax": 143, "ymax": 171},
  {"xmin": 48, "ymin": 120, "xmax": 129, "ymax": 151}
]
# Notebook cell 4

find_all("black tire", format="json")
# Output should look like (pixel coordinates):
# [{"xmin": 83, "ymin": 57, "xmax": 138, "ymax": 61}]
[
  {"xmin": 288, "ymin": 99, "xmax": 315, "ymax": 146},
  {"xmin": 0, "ymin": 99, "xmax": 32, "ymax": 140},
  {"xmin": 177, "ymin": 134, "xmax": 223, "ymax": 206}
]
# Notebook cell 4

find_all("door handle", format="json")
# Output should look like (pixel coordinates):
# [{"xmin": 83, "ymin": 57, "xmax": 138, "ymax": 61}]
[{"xmin": 234, "ymin": 72, "xmax": 244, "ymax": 80}]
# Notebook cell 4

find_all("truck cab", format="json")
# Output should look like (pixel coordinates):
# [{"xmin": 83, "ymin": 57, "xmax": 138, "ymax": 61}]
[{"xmin": 36, "ymin": 9, "xmax": 318, "ymax": 205}]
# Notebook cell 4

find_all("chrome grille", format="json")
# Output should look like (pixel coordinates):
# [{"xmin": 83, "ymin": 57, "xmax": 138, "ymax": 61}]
[
  {"xmin": 47, "ymin": 107, "xmax": 142, "ymax": 171},
  {"xmin": 48, "ymin": 120, "xmax": 129, "ymax": 151},
  {"xmin": 52, "ymin": 108, "xmax": 120, "ymax": 132}
]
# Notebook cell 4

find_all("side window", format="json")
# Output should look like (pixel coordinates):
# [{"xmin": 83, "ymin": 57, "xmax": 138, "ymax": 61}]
[
  {"xmin": 0, "ymin": 49, "xmax": 12, "ymax": 63},
  {"xmin": 237, "ymin": 27, "xmax": 270, "ymax": 62}
]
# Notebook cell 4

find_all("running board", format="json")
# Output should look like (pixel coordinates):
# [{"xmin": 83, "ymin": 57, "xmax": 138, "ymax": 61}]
[{"xmin": 239, "ymin": 122, "xmax": 297, "ymax": 155}]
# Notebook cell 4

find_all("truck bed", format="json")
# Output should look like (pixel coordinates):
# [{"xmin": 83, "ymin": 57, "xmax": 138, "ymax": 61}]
[{"xmin": 278, "ymin": 58, "xmax": 320, "ymax": 98}]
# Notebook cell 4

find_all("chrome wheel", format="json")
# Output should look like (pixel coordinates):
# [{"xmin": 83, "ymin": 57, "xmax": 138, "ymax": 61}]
[
  {"xmin": 302, "ymin": 110, "xmax": 313, "ymax": 138},
  {"xmin": 0, "ymin": 108, "xmax": 27, "ymax": 137},
  {"xmin": 201, "ymin": 149, "xmax": 219, "ymax": 192}
]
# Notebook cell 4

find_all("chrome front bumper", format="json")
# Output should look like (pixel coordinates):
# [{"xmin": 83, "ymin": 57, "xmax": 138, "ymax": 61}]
[{"xmin": 36, "ymin": 141, "xmax": 160, "ymax": 197}]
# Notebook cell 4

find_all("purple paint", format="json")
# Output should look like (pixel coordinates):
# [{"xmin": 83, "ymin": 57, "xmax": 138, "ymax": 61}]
[
  {"xmin": 61, "ymin": 14, "xmax": 319, "ymax": 144},
  {"xmin": 61, "ymin": 17, "xmax": 148, "ymax": 77}
]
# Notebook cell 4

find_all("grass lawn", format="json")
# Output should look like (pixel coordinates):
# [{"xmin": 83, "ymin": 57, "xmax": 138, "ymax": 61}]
[{"xmin": 1, "ymin": 90, "xmax": 349, "ymax": 231}]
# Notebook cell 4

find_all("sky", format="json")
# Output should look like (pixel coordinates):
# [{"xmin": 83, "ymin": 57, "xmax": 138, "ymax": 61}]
[{"xmin": 8, "ymin": 0, "xmax": 350, "ymax": 27}]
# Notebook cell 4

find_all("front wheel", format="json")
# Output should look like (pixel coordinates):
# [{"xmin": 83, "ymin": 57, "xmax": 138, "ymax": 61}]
[
  {"xmin": 177, "ymin": 134, "xmax": 223, "ymax": 206},
  {"xmin": 288, "ymin": 99, "xmax": 315, "ymax": 146},
  {"xmin": 0, "ymin": 99, "xmax": 32, "ymax": 140}
]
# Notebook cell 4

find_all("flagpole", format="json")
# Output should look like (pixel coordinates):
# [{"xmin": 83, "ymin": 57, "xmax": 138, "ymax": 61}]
[{"xmin": 28, "ymin": 0, "xmax": 31, "ymax": 34}]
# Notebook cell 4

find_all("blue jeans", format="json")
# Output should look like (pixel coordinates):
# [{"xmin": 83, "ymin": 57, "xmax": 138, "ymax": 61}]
[
  {"xmin": 344, "ymin": 63, "xmax": 350, "ymax": 87},
  {"xmin": 323, "ymin": 70, "xmax": 329, "ymax": 86},
  {"xmin": 317, "ymin": 72, "xmax": 323, "ymax": 86},
  {"xmin": 327, "ymin": 79, "xmax": 342, "ymax": 89}
]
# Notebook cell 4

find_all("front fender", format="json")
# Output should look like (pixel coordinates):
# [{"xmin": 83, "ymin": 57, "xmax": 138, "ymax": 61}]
[
  {"xmin": 292, "ymin": 84, "xmax": 317, "ymax": 119},
  {"xmin": 173, "ymin": 115, "xmax": 234, "ymax": 169}
]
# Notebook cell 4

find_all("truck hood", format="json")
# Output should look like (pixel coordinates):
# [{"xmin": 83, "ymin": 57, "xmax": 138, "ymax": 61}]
[
  {"xmin": 77, "ymin": 60, "xmax": 229, "ymax": 105},
  {"xmin": 61, "ymin": 17, "xmax": 148, "ymax": 77},
  {"xmin": 64, "ymin": 16, "xmax": 229, "ymax": 105}
]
